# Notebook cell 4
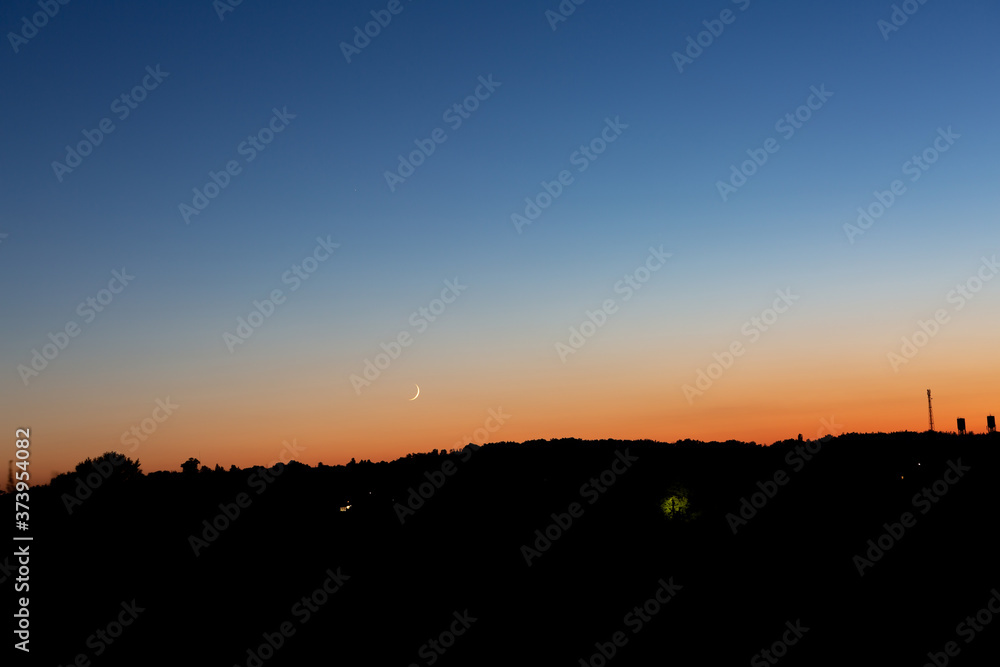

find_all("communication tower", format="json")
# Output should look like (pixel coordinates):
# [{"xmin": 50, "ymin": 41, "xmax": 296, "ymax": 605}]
[{"xmin": 927, "ymin": 389, "xmax": 934, "ymax": 432}]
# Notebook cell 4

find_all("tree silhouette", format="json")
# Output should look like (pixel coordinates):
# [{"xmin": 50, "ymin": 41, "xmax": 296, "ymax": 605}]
[
  {"xmin": 181, "ymin": 457, "xmax": 200, "ymax": 474},
  {"xmin": 48, "ymin": 451, "xmax": 142, "ymax": 499},
  {"xmin": 74, "ymin": 451, "xmax": 142, "ymax": 482}
]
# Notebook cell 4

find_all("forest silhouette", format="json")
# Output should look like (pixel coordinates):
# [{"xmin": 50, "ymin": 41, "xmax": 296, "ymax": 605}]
[{"xmin": 9, "ymin": 431, "xmax": 1000, "ymax": 666}]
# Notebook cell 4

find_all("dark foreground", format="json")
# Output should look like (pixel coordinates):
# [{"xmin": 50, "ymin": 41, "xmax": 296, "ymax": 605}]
[{"xmin": 8, "ymin": 431, "xmax": 1000, "ymax": 666}]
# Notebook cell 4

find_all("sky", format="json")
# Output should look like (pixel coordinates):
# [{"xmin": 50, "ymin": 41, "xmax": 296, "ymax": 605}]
[{"xmin": 2, "ymin": 0, "xmax": 998, "ymax": 481}]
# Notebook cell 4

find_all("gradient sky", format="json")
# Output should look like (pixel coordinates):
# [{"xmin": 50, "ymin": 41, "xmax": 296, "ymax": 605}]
[{"xmin": 2, "ymin": 0, "xmax": 998, "ymax": 481}]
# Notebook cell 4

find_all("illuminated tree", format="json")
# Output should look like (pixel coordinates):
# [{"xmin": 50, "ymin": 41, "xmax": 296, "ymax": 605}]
[
  {"xmin": 660, "ymin": 485, "xmax": 698, "ymax": 521},
  {"xmin": 660, "ymin": 494, "xmax": 690, "ymax": 519}
]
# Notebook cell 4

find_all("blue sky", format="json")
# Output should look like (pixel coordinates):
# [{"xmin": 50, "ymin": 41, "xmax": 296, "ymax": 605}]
[{"xmin": 2, "ymin": 0, "xmax": 998, "ymax": 477}]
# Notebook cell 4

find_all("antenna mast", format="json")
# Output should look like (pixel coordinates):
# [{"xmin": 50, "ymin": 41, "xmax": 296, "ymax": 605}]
[{"xmin": 927, "ymin": 389, "xmax": 934, "ymax": 432}]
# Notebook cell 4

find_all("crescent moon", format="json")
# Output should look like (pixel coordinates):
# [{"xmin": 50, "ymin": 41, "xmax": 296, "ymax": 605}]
[{"xmin": 409, "ymin": 384, "xmax": 420, "ymax": 401}]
